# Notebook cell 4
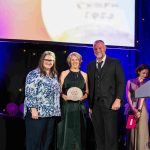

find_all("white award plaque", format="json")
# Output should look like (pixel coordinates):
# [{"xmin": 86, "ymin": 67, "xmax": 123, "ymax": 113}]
[{"xmin": 67, "ymin": 87, "xmax": 83, "ymax": 101}]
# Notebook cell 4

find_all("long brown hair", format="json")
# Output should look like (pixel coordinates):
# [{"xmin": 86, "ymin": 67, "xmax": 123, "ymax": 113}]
[{"xmin": 38, "ymin": 51, "xmax": 57, "ymax": 77}]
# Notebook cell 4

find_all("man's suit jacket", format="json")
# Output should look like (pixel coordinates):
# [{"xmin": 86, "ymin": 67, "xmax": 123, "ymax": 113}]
[{"xmin": 87, "ymin": 56, "xmax": 125, "ymax": 109}]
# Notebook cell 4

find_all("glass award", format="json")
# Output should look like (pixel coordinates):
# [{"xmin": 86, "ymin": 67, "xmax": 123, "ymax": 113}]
[{"xmin": 67, "ymin": 87, "xmax": 83, "ymax": 101}]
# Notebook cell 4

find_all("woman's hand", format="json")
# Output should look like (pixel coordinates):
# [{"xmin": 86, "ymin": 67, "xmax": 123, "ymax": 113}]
[
  {"xmin": 80, "ymin": 96, "xmax": 85, "ymax": 101},
  {"xmin": 89, "ymin": 108, "xmax": 92, "ymax": 119},
  {"xmin": 31, "ymin": 108, "xmax": 39, "ymax": 119},
  {"xmin": 133, "ymin": 108, "xmax": 141, "ymax": 118},
  {"xmin": 62, "ymin": 94, "xmax": 69, "ymax": 101},
  {"xmin": 80, "ymin": 93, "xmax": 88, "ymax": 101}
]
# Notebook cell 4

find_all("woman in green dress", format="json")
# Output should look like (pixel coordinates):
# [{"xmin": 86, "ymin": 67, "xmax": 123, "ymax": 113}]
[{"xmin": 57, "ymin": 52, "xmax": 89, "ymax": 150}]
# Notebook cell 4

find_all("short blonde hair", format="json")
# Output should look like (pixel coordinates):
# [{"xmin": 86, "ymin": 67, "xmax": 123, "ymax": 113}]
[{"xmin": 67, "ymin": 52, "xmax": 82, "ymax": 67}]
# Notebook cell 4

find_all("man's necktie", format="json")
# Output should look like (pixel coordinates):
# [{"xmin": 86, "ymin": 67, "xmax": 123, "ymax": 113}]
[{"xmin": 98, "ymin": 61, "xmax": 103, "ymax": 72}]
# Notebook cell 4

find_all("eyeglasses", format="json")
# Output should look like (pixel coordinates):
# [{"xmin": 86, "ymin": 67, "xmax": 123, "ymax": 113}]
[{"xmin": 43, "ymin": 59, "xmax": 54, "ymax": 62}]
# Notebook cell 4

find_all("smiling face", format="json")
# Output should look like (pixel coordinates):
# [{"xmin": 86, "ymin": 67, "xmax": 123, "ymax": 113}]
[
  {"xmin": 43, "ymin": 54, "xmax": 54, "ymax": 70},
  {"xmin": 70, "ymin": 55, "xmax": 80, "ymax": 70},
  {"xmin": 138, "ymin": 69, "xmax": 149, "ymax": 80},
  {"xmin": 93, "ymin": 41, "xmax": 106, "ymax": 61}
]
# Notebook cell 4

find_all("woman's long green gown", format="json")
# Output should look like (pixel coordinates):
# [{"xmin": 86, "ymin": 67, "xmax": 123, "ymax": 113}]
[{"xmin": 57, "ymin": 71, "xmax": 87, "ymax": 150}]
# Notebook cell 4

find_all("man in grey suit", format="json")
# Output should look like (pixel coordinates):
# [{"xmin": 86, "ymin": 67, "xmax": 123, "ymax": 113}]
[{"xmin": 87, "ymin": 40, "xmax": 125, "ymax": 150}]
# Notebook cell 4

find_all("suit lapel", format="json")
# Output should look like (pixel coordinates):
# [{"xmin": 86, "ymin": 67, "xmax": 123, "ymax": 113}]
[{"xmin": 91, "ymin": 60, "xmax": 96, "ymax": 83}]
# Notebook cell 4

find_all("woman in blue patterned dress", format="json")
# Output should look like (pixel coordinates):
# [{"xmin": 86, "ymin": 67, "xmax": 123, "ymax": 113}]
[{"xmin": 24, "ymin": 51, "xmax": 61, "ymax": 150}]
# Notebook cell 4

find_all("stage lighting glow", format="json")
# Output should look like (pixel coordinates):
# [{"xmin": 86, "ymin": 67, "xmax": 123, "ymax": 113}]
[
  {"xmin": 41, "ymin": 0, "xmax": 135, "ymax": 46},
  {"xmin": 6, "ymin": 102, "xmax": 18, "ymax": 117},
  {"xmin": 0, "ymin": 0, "xmax": 136, "ymax": 47}
]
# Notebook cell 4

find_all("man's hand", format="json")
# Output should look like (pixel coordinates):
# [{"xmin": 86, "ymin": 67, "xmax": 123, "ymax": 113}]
[{"xmin": 111, "ymin": 98, "xmax": 121, "ymax": 110}]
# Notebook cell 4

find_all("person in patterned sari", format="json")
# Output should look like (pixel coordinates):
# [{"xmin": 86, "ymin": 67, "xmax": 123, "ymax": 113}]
[{"xmin": 24, "ymin": 51, "xmax": 61, "ymax": 150}]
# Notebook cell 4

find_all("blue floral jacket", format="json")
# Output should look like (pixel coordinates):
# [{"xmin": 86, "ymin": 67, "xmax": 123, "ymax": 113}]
[{"xmin": 24, "ymin": 68, "xmax": 61, "ymax": 117}]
